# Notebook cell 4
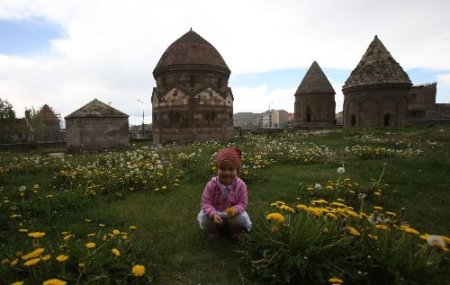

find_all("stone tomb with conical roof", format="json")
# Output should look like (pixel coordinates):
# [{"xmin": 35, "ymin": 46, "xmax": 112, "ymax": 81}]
[
  {"xmin": 65, "ymin": 99, "xmax": 129, "ymax": 152},
  {"xmin": 342, "ymin": 36, "xmax": 412, "ymax": 128},
  {"xmin": 151, "ymin": 29, "xmax": 234, "ymax": 145},
  {"xmin": 294, "ymin": 61, "xmax": 336, "ymax": 126}
]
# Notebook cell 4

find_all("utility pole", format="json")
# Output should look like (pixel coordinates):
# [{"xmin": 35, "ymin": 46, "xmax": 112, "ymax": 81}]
[{"xmin": 137, "ymin": 99, "xmax": 144, "ymax": 137}]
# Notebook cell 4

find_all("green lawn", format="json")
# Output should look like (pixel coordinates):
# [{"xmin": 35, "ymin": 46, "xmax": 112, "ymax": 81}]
[{"xmin": 1, "ymin": 125, "xmax": 449, "ymax": 284}]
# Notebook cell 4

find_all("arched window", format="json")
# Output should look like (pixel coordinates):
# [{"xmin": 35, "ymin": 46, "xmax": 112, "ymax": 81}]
[
  {"xmin": 384, "ymin": 113, "xmax": 391, "ymax": 126},
  {"xmin": 306, "ymin": 106, "xmax": 312, "ymax": 122},
  {"xmin": 351, "ymin": 114, "xmax": 356, "ymax": 127}
]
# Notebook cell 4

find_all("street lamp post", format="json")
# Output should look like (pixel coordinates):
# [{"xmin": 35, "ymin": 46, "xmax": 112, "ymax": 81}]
[{"xmin": 137, "ymin": 99, "xmax": 144, "ymax": 137}]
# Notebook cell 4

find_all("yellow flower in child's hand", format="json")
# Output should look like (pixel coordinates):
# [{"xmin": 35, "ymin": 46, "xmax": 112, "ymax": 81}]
[
  {"xmin": 225, "ymin": 207, "xmax": 237, "ymax": 217},
  {"xmin": 132, "ymin": 264, "xmax": 146, "ymax": 277}
]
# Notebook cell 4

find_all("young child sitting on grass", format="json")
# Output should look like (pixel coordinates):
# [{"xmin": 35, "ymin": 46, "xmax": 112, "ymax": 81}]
[{"xmin": 197, "ymin": 147, "xmax": 252, "ymax": 238}]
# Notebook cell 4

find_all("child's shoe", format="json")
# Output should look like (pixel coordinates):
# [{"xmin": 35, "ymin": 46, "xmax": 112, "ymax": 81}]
[
  {"xmin": 208, "ymin": 227, "xmax": 220, "ymax": 239},
  {"xmin": 231, "ymin": 228, "xmax": 242, "ymax": 239}
]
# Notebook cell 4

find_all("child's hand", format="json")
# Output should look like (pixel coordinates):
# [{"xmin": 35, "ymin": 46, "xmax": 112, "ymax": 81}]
[
  {"xmin": 213, "ymin": 213, "xmax": 223, "ymax": 224},
  {"xmin": 225, "ymin": 207, "xmax": 237, "ymax": 217}
]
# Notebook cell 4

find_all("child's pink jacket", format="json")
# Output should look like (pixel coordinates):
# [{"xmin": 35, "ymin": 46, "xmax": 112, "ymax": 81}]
[{"xmin": 200, "ymin": 176, "xmax": 248, "ymax": 218}]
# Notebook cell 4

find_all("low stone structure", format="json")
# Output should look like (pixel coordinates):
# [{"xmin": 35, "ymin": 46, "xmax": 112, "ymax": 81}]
[
  {"xmin": 294, "ymin": 61, "xmax": 336, "ymax": 126},
  {"xmin": 65, "ymin": 99, "xmax": 129, "ymax": 152},
  {"xmin": 151, "ymin": 29, "xmax": 234, "ymax": 145}
]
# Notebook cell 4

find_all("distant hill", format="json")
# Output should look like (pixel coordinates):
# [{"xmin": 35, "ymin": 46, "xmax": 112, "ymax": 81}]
[{"xmin": 234, "ymin": 112, "xmax": 260, "ymax": 126}]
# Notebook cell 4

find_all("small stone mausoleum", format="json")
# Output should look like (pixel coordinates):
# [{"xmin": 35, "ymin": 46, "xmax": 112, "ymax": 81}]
[
  {"xmin": 151, "ymin": 29, "xmax": 234, "ymax": 145},
  {"xmin": 65, "ymin": 99, "xmax": 129, "ymax": 152},
  {"xmin": 294, "ymin": 61, "xmax": 336, "ymax": 126}
]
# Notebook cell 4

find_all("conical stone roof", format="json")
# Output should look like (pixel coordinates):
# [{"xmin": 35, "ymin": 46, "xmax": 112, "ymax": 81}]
[
  {"xmin": 295, "ymin": 61, "xmax": 335, "ymax": 95},
  {"xmin": 153, "ymin": 29, "xmax": 230, "ymax": 77},
  {"xmin": 343, "ymin": 36, "xmax": 411, "ymax": 90},
  {"xmin": 65, "ymin": 99, "xmax": 128, "ymax": 119},
  {"xmin": 39, "ymin": 104, "xmax": 59, "ymax": 123}
]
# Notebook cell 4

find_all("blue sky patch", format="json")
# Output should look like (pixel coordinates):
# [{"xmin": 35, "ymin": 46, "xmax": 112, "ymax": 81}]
[{"xmin": 0, "ymin": 17, "xmax": 65, "ymax": 55}]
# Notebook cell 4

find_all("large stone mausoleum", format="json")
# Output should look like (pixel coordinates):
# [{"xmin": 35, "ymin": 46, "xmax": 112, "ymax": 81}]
[
  {"xmin": 342, "ymin": 36, "xmax": 412, "ymax": 128},
  {"xmin": 151, "ymin": 29, "xmax": 234, "ymax": 145}
]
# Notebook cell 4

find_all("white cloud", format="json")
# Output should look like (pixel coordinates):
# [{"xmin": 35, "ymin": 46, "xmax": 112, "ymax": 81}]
[{"xmin": 0, "ymin": 0, "xmax": 449, "ymax": 125}]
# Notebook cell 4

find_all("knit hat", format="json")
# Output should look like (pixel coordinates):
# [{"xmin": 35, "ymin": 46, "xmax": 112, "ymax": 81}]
[{"xmin": 215, "ymin": 147, "xmax": 242, "ymax": 170}]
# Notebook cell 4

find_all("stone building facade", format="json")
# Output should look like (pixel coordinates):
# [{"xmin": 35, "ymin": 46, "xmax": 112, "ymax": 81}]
[
  {"xmin": 39, "ymin": 104, "xmax": 61, "ymax": 142},
  {"xmin": 151, "ymin": 29, "xmax": 234, "ymax": 145},
  {"xmin": 65, "ymin": 99, "xmax": 129, "ymax": 152},
  {"xmin": 342, "ymin": 36, "xmax": 412, "ymax": 128},
  {"xmin": 294, "ymin": 61, "xmax": 336, "ymax": 126}
]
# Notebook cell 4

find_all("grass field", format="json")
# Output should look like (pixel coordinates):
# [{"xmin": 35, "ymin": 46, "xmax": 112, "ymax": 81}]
[{"xmin": 1, "ymin": 124, "xmax": 449, "ymax": 284}]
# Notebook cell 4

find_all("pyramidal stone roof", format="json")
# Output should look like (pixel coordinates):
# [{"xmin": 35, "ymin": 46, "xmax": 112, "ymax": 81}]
[
  {"xmin": 65, "ymin": 99, "xmax": 128, "ymax": 119},
  {"xmin": 295, "ymin": 61, "xmax": 335, "ymax": 95},
  {"xmin": 39, "ymin": 104, "xmax": 59, "ymax": 123},
  {"xmin": 343, "ymin": 36, "xmax": 411, "ymax": 90},
  {"xmin": 153, "ymin": 29, "xmax": 230, "ymax": 77}
]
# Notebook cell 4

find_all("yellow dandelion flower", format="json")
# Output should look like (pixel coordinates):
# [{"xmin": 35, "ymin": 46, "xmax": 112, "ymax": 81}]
[
  {"xmin": 42, "ymin": 254, "xmax": 51, "ymax": 261},
  {"xmin": 322, "ymin": 227, "xmax": 329, "ymax": 234},
  {"xmin": 374, "ymin": 191, "xmax": 381, "ymax": 196},
  {"xmin": 79, "ymin": 263, "xmax": 85, "ymax": 269},
  {"xmin": 122, "ymin": 234, "xmax": 128, "ymax": 240},
  {"xmin": 400, "ymin": 225, "xmax": 420, "ymax": 235},
  {"xmin": 345, "ymin": 210, "xmax": 359, "ymax": 218},
  {"xmin": 85, "ymin": 219, "xmax": 91, "ymax": 223},
  {"xmin": 385, "ymin": 211, "xmax": 396, "ymax": 217},
  {"xmin": 419, "ymin": 234, "xmax": 430, "ymax": 240},
  {"xmin": 368, "ymin": 234, "xmax": 378, "ymax": 240},
  {"xmin": 63, "ymin": 234, "xmax": 72, "ymax": 241},
  {"xmin": 11, "ymin": 258, "xmax": 19, "ymax": 266},
  {"xmin": 24, "ymin": 257, "xmax": 40, "ymax": 267},
  {"xmin": 328, "ymin": 277, "xmax": 344, "ymax": 283},
  {"xmin": 86, "ymin": 242, "xmax": 96, "ymax": 249},
  {"xmin": 99, "ymin": 224, "xmax": 105, "ymax": 227},
  {"xmin": 112, "ymin": 229, "xmax": 120, "ymax": 236},
  {"xmin": 346, "ymin": 226, "xmax": 360, "ymax": 237},
  {"xmin": 279, "ymin": 205, "xmax": 295, "ymax": 213},
  {"xmin": 296, "ymin": 204, "xmax": 309, "ymax": 211},
  {"xmin": 56, "ymin": 254, "xmax": 69, "ymax": 262},
  {"xmin": 27, "ymin": 232, "xmax": 45, "ymax": 238},
  {"xmin": 10, "ymin": 281, "xmax": 24, "ymax": 285},
  {"xmin": 87, "ymin": 233, "xmax": 96, "ymax": 237},
  {"xmin": 111, "ymin": 248, "xmax": 121, "ymax": 257},
  {"xmin": 311, "ymin": 199, "xmax": 328, "ymax": 204},
  {"xmin": 266, "ymin": 213, "xmax": 285, "ymax": 223},
  {"xmin": 331, "ymin": 202, "xmax": 346, "ymax": 207},
  {"xmin": 129, "ymin": 225, "xmax": 137, "ymax": 230},
  {"xmin": 375, "ymin": 224, "xmax": 388, "ymax": 230},
  {"xmin": 373, "ymin": 206, "xmax": 383, "ymax": 211},
  {"xmin": 132, "ymin": 264, "xmax": 146, "ymax": 277},
  {"xmin": 42, "ymin": 278, "xmax": 67, "ymax": 285},
  {"xmin": 441, "ymin": 235, "xmax": 450, "ymax": 244},
  {"xmin": 1, "ymin": 258, "xmax": 9, "ymax": 265},
  {"xmin": 326, "ymin": 213, "xmax": 337, "ymax": 219},
  {"xmin": 22, "ymin": 248, "xmax": 45, "ymax": 260},
  {"xmin": 18, "ymin": 229, "xmax": 28, "ymax": 233}
]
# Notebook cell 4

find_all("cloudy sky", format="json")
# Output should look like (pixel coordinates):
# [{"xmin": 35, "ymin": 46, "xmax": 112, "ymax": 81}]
[{"xmin": 1, "ymin": 0, "xmax": 449, "ymax": 126}]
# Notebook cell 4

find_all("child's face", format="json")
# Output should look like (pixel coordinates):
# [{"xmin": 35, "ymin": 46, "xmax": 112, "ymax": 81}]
[{"xmin": 217, "ymin": 160, "xmax": 238, "ymax": 186}]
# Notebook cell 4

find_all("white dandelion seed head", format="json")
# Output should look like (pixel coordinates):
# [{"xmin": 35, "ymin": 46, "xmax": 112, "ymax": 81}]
[
  {"xmin": 314, "ymin": 183, "xmax": 322, "ymax": 190},
  {"xmin": 427, "ymin": 235, "xmax": 446, "ymax": 249},
  {"xmin": 337, "ymin": 167, "xmax": 345, "ymax": 174}
]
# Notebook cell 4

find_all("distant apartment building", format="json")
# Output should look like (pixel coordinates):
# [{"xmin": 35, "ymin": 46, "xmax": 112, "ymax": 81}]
[{"xmin": 258, "ymin": 109, "xmax": 289, "ymax": 129}]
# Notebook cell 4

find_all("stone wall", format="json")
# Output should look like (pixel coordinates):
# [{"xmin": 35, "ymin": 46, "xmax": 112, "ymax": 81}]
[{"xmin": 66, "ymin": 117, "xmax": 129, "ymax": 152}]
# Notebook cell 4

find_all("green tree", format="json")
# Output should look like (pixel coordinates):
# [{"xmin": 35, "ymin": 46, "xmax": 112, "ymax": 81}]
[
  {"xmin": 25, "ymin": 106, "xmax": 44, "ymax": 144},
  {"xmin": 0, "ymin": 98, "xmax": 16, "ymax": 119}
]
